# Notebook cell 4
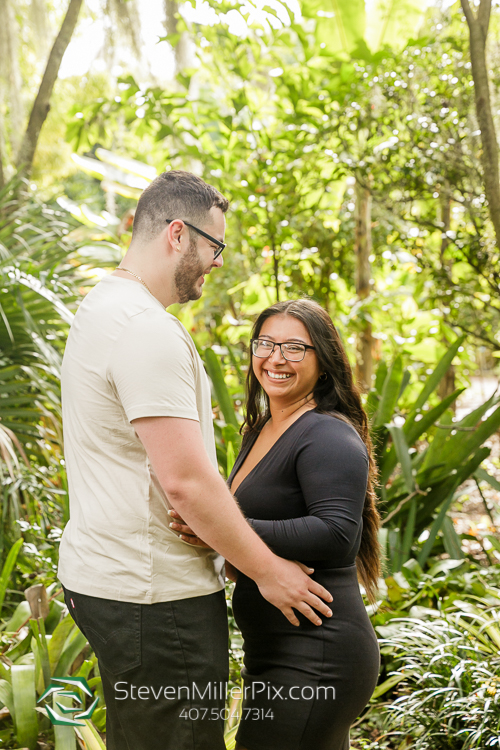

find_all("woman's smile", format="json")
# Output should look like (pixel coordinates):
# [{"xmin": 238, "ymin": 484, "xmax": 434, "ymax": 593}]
[{"xmin": 263, "ymin": 368, "xmax": 293, "ymax": 381}]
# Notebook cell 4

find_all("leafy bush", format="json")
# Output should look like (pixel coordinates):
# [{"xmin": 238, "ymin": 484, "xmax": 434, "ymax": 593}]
[{"xmin": 381, "ymin": 604, "xmax": 500, "ymax": 749}]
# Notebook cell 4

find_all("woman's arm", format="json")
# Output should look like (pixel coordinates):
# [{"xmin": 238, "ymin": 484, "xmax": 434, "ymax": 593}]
[{"xmin": 247, "ymin": 418, "xmax": 369, "ymax": 564}]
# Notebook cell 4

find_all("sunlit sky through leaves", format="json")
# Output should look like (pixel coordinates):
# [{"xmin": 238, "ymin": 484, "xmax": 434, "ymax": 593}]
[{"xmin": 59, "ymin": 0, "xmax": 455, "ymax": 84}]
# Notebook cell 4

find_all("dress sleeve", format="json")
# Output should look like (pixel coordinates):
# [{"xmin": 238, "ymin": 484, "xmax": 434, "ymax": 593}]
[{"xmin": 247, "ymin": 417, "xmax": 369, "ymax": 564}]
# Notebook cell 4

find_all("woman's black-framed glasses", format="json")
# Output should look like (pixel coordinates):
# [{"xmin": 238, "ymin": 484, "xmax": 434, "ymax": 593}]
[
  {"xmin": 251, "ymin": 338, "xmax": 316, "ymax": 362},
  {"xmin": 166, "ymin": 219, "xmax": 226, "ymax": 260}
]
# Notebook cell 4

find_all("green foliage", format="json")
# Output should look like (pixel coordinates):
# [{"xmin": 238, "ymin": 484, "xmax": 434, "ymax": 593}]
[
  {"xmin": 368, "ymin": 342, "xmax": 500, "ymax": 573},
  {"xmin": 381, "ymin": 607, "xmax": 500, "ymax": 748},
  {"xmin": 0, "ymin": 581, "xmax": 104, "ymax": 749}
]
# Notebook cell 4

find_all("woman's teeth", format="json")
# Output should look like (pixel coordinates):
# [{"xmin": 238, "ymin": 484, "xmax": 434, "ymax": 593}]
[{"xmin": 266, "ymin": 371, "xmax": 291, "ymax": 379}]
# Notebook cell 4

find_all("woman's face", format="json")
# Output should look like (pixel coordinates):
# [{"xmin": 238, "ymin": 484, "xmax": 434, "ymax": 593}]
[{"xmin": 252, "ymin": 314, "xmax": 321, "ymax": 406}]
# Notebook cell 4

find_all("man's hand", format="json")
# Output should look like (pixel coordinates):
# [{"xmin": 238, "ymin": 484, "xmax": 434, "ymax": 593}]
[
  {"xmin": 168, "ymin": 509, "xmax": 332, "ymax": 626},
  {"xmin": 255, "ymin": 559, "xmax": 332, "ymax": 627}
]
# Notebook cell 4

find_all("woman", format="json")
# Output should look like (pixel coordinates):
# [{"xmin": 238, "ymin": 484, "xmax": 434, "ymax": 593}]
[{"xmin": 172, "ymin": 299, "xmax": 381, "ymax": 750}]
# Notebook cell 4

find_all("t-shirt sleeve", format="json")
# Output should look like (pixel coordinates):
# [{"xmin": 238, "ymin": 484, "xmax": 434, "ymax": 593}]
[
  {"xmin": 109, "ymin": 310, "xmax": 200, "ymax": 423},
  {"xmin": 248, "ymin": 418, "xmax": 369, "ymax": 564}
]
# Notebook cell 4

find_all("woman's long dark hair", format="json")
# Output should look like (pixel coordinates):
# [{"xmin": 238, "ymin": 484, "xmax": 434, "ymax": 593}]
[{"xmin": 242, "ymin": 299, "xmax": 381, "ymax": 602}]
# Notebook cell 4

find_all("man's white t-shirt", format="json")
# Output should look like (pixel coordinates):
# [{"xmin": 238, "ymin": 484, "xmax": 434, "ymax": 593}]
[{"xmin": 57, "ymin": 275, "xmax": 224, "ymax": 604}]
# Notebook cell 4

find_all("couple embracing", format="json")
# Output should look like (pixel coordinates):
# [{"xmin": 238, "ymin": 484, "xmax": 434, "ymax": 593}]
[{"xmin": 57, "ymin": 170, "xmax": 381, "ymax": 750}]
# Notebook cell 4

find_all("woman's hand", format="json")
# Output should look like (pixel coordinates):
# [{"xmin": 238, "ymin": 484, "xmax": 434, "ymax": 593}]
[{"xmin": 168, "ymin": 509, "xmax": 213, "ymax": 548}]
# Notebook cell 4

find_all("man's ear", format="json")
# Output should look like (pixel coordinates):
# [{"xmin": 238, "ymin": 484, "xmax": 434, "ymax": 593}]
[{"xmin": 165, "ymin": 219, "xmax": 184, "ymax": 252}]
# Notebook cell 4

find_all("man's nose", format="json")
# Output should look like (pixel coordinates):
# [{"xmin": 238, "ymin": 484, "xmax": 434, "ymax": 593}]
[{"xmin": 213, "ymin": 253, "xmax": 224, "ymax": 269}]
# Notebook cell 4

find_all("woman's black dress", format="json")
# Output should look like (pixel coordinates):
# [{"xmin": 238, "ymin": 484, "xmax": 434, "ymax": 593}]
[{"xmin": 228, "ymin": 410, "xmax": 380, "ymax": 750}]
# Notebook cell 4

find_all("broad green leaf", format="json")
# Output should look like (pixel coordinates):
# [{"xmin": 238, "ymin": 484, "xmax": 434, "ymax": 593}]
[
  {"xmin": 414, "ymin": 335, "xmax": 465, "ymax": 410},
  {"xmin": 53, "ymin": 692, "xmax": 77, "ymax": 750},
  {"xmin": 49, "ymin": 614, "xmax": 77, "ymax": 675},
  {"xmin": 76, "ymin": 719, "xmax": 107, "ymax": 749},
  {"xmin": 5, "ymin": 632, "xmax": 32, "ymax": 663},
  {"xmin": 53, "ymin": 627, "xmax": 88, "ymax": 678},
  {"xmin": 438, "ymin": 402, "xmax": 500, "ymax": 468},
  {"xmin": 400, "ymin": 558, "xmax": 423, "ymax": 585},
  {"xmin": 226, "ymin": 441, "xmax": 236, "ymax": 477},
  {"xmin": 2, "ymin": 600, "xmax": 31, "ymax": 633},
  {"xmin": 366, "ymin": 0, "xmax": 428, "ymax": 52},
  {"xmin": 12, "ymin": 664, "xmax": 38, "ymax": 749},
  {"xmin": 415, "ymin": 447, "xmax": 489, "ymax": 532},
  {"xmin": 400, "ymin": 497, "xmax": 417, "ymax": 567},
  {"xmin": 0, "ymin": 538, "xmax": 24, "ymax": 617},
  {"xmin": 0, "ymin": 678, "xmax": 14, "ymax": 716},
  {"xmin": 405, "ymin": 388, "xmax": 464, "ymax": 445},
  {"xmin": 374, "ymin": 360, "xmax": 388, "ymax": 395},
  {"xmin": 374, "ymin": 355, "xmax": 403, "ymax": 427},
  {"xmin": 204, "ymin": 348, "xmax": 239, "ymax": 429},
  {"xmin": 370, "ymin": 673, "xmax": 405, "ymax": 699},
  {"xmin": 30, "ymin": 619, "xmax": 51, "ymax": 692},
  {"xmin": 419, "ymin": 410, "xmax": 454, "ymax": 473},
  {"xmin": 418, "ymin": 490, "xmax": 454, "ymax": 568},
  {"xmin": 474, "ymin": 467, "xmax": 500, "ymax": 493},
  {"xmin": 300, "ymin": 0, "xmax": 366, "ymax": 55},
  {"xmin": 380, "ymin": 389, "xmax": 464, "ymax": 485},
  {"xmin": 441, "ymin": 516, "xmax": 464, "ymax": 560},
  {"xmin": 387, "ymin": 425, "xmax": 414, "ymax": 493}
]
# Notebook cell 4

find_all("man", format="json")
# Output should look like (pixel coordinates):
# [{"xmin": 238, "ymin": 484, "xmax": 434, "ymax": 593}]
[{"xmin": 58, "ymin": 171, "xmax": 332, "ymax": 750}]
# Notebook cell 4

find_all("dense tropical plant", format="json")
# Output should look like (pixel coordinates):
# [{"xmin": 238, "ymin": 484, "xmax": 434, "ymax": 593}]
[
  {"xmin": 380, "ymin": 601, "xmax": 500, "ymax": 749},
  {"xmin": 367, "ymin": 337, "xmax": 500, "ymax": 572},
  {"xmin": 0, "ymin": 573, "xmax": 106, "ymax": 749}
]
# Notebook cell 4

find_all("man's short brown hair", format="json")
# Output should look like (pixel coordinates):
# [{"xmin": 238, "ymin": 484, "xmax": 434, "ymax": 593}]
[{"xmin": 132, "ymin": 170, "xmax": 229, "ymax": 242}]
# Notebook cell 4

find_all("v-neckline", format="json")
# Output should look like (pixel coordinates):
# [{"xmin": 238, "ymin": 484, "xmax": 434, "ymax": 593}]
[{"xmin": 230, "ymin": 408, "xmax": 316, "ymax": 495}]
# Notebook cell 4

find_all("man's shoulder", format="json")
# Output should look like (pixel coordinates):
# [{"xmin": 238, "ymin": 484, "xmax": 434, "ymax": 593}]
[{"xmin": 127, "ymin": 307, "xmax": 192, "ymax": 342}]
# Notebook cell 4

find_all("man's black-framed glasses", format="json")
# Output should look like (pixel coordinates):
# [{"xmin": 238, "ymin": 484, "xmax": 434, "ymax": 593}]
[
  {"xmin": 251, "ymin": 338, "xmax": 316, "ymax": 362},
  {"xmin": 166, "ymin": 219, "xmax": 226, "ymax": 260}
]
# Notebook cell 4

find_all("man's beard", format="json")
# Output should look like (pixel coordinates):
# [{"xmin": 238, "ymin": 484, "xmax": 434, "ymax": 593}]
[{"xmin": 174, "ymin": 238, "xmax": 206, "ymax": 303}]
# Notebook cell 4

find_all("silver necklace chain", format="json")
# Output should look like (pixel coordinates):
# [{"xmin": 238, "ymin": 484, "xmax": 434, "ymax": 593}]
[{"xmin": 115, "ymin": 267, "xmax": 153, "ymax": 295}]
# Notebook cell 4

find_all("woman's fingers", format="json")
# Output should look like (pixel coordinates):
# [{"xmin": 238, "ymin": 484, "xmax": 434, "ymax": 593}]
[
  {"xmin": 169, "ymin": 521, "xmax": 194, "ymax": 535},
  {"xmin": 168, "ymin": 509, "xmax": 185, "ymax": 523},
  {"xmin": 168, "ymin": 513, "xmax": 212, "ymax": 548}
]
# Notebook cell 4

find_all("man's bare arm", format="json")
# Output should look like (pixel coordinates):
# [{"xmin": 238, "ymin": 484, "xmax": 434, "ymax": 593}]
[{"xmin": 132, "ymin": 416, "xmax": 333, "ymax": 627}]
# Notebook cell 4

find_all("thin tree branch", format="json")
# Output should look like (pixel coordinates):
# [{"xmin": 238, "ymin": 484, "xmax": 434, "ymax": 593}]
[
  {"xmin": 478, "ymin": 0, "xmax": 492, "ymax": 30},
  {"xmin": 460, "ymin": 0, "xmax": 474, "ymax": 26},
  {"xmin": 15, "ymin": 0, "xmax": 83, "ymax": 176}
]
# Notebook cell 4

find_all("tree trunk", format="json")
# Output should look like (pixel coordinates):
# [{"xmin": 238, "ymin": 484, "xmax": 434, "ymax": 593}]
[
  {"xmin": 354, "ymin": 180, "xmax": 374, "ymax": 391},
  {"xmin": 0, "ymin": 137, "xmax": 5, "ymax": 190},
  {"xmin": 0, "ymin": 0, "xmax": 24, "ymax": 159},
  {"xmin": 438, "ymin": 192, "xmax": 456, "ymax": 406},
  {"xmin": 164, "ymin": 0, "xmax": 193, "ymax": 73},
  {"xmin": 460, "ymin": 0, "xmax": 500, "ymax": 248},
  {"xmin": 29, "ymin": 0, "xmax": 50, "ymax": 62},
  {"xmin": 15, "ymin": 0, "xmax": 84, "ymax": 176}
]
